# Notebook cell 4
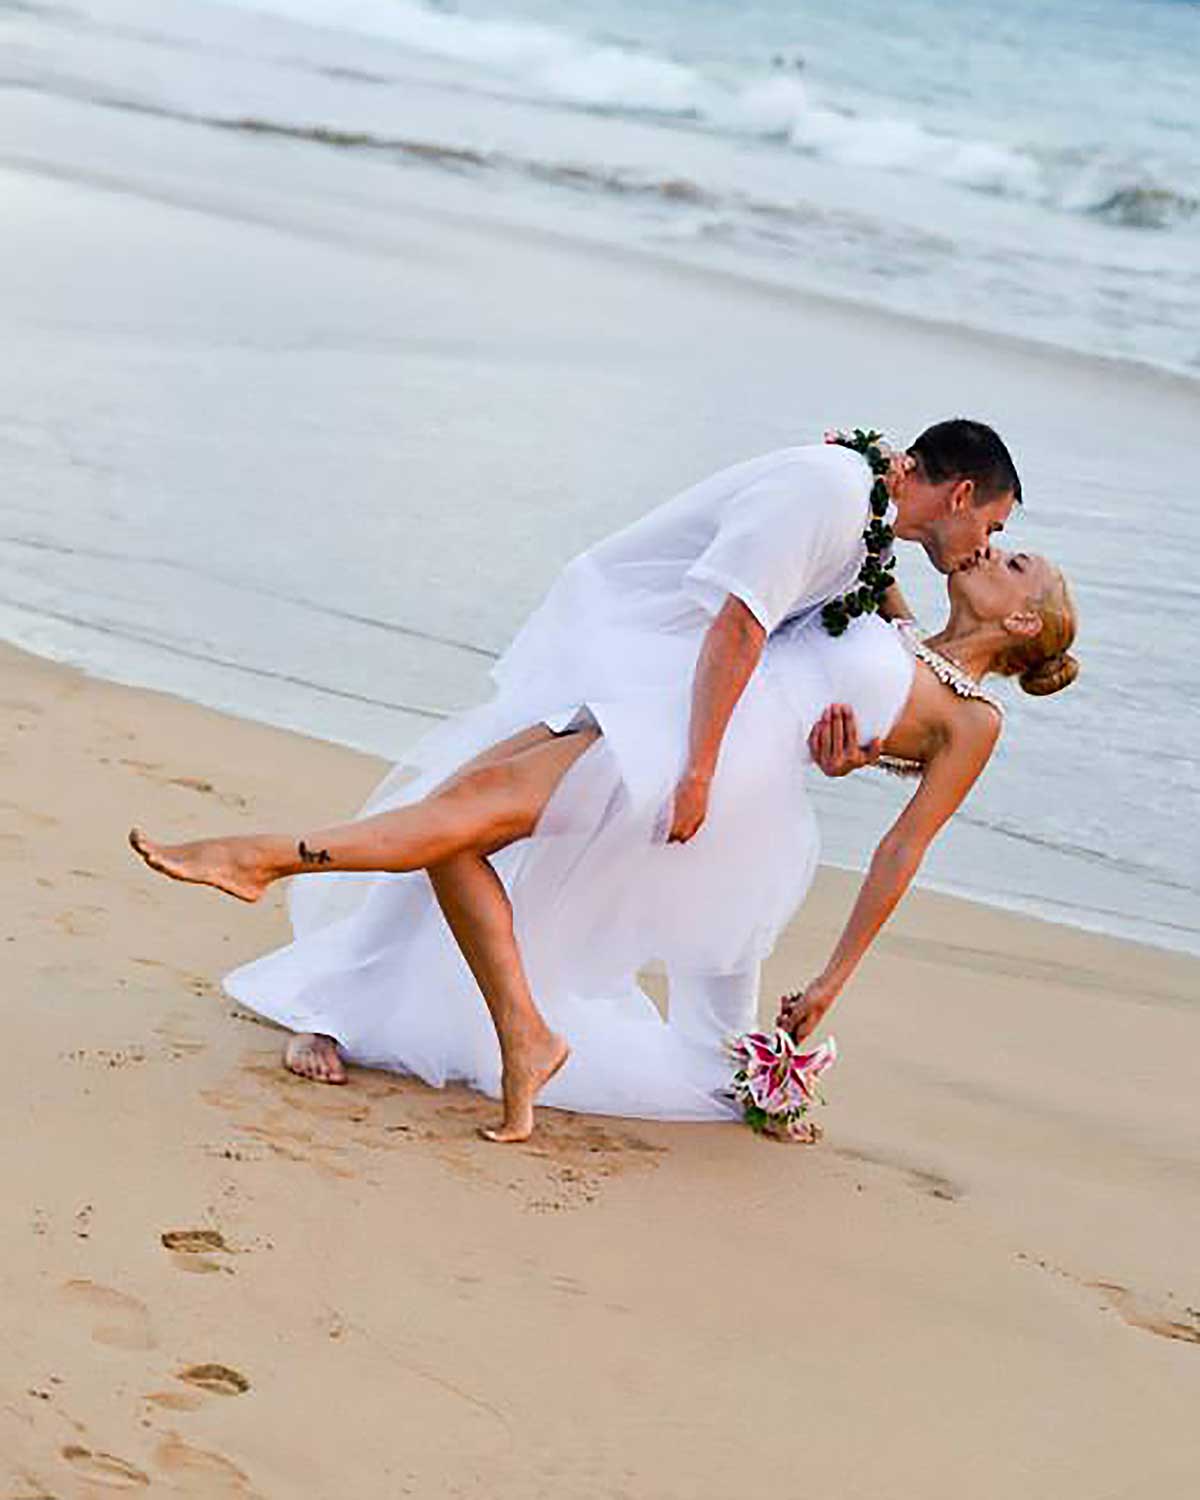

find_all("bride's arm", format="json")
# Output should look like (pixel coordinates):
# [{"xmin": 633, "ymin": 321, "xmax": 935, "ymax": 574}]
[{"xmin": 781, "ymin": 702, "xmax": 1000, "ymax": 1041}]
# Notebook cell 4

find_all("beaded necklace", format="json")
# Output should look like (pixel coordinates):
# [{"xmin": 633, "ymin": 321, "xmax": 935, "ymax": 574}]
[
  {"xmin": 876, "ymin": 621, "xmax": 1004, "ymax": 777},
  {"xmin": 898, "ymin": 621, "xmax": 1004, "ymax": 715}
]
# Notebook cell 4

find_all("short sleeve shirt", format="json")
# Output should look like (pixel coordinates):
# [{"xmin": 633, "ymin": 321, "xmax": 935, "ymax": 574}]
[
  {"xmin": 557, "ymin": 443, "xmax": 875, "ymax": 655},
  {"xmin": 491, "ymin": 443, "xmax": 878, "ymax": 710},
  {"xmin": 679, "ymin": 446, "xmax": 872, "ymax": 633}
]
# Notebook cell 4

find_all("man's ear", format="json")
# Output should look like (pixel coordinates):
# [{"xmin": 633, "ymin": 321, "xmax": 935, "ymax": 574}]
[
  {"xmin": 1003, "ymin": 608, "xmax": 1042, "ymax": 640},
  {"xmin": 949, "ymin": 476, "xmax": 975, "ymax": 512}
]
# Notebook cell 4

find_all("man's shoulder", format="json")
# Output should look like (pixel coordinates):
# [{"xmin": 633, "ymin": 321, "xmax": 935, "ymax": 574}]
[
  {"xmin": 735, "ymin": 442, "xmax": 870, "ymax": 519},
  {"xmin": 746, "ymin": 442, "xmax": 868, "ymax": 483},
  {"xmin": 669, "ymin": 442, "xmax": 866, "ymax": 502}
]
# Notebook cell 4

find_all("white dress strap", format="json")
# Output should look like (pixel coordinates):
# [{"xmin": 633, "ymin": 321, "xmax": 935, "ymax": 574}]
[
  {"xmin": 896, "ymin": 621, "xmax": 1005, "ymax": 715},
  {"xmin": 877, "ymin": 622, "xmax": 1003, "ymax": 777}
]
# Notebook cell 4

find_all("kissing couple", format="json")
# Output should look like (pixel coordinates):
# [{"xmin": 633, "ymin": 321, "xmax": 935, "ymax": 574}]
[{"xmin": 131, "ymin": 418, "xmax": 1077, "ymax": 1141}]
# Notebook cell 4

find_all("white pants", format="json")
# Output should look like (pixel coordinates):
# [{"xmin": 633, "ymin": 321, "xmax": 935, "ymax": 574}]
[{"xmin": 668, "ymin": 963, "xmax": 761, "ymax": 1045}]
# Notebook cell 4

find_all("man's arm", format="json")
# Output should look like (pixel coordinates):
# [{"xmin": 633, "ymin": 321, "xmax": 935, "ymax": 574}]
[
  {"xmin": 878, "ymin": 580, "xmax": 915, "ymax": 622},
  {"xmin": 675, "ymin": 451, "xmax": 870, "ymax": 800},
  {"xmin": 667, "ymin": 595, "xmax": 765, "ymax": 843},
  {"xmin": 808, "ymin": 704, "xmax": 882, "ymax": 777}
]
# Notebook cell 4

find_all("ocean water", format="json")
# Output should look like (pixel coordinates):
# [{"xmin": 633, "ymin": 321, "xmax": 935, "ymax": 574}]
[
  {"xmin": 2, "ymin": 0, "xmax": 1199, "ymax": 957},
  {"xmin": 4, "ymin": 0, "xmax": 1199, "ymax": 371}
]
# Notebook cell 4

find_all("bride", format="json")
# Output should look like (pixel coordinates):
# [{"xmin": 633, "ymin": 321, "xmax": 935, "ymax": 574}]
[{"xmin": 129, "ymin": 434, "xmax": 1077, "ymax": 1142}]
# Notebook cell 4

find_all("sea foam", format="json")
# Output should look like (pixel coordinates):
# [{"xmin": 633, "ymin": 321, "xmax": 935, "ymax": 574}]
[{"xmin": 223, "ymin": 0, "xmax": 1053, "ymax": 203}]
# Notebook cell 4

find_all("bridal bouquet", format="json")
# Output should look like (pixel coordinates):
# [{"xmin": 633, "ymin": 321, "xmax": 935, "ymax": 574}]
[{"xmin": 725, "ymin": 1029, "xmax": 837, "ymax": 1142}]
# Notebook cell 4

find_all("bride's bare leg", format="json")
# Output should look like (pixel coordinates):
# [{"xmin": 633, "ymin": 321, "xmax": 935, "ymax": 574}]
[
  {"xmin": 129, "ymin": 725, "xmax": 596, "ymax": 903},
  {"xmin": 428, "ymin": 852, "xmax": 568, "ymax": 1143},
  {"xmin": 271, "ymin": 729, "xmax": 561, "ymax": 1087}
]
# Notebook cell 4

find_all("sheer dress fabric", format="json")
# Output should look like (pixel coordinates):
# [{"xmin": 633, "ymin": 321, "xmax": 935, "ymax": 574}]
[{"xmin": 224, "ymin": 446, "xmax": 914, "ymax": 1120}]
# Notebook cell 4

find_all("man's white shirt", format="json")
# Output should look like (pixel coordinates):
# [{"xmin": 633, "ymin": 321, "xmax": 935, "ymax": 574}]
[{"xmin": 581, "ymin": 443, "xmax": 876, "ymax": 638}]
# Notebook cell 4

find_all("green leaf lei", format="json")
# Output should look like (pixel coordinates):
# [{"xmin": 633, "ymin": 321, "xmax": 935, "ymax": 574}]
[{"xmin": 820, "ymin": 428, "xmax": 897, "ymax": 638}]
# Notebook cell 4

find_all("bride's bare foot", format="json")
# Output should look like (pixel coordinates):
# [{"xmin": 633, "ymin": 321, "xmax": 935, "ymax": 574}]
[
  {"xmin": 283, "ymin": 1033, "xmax": 347, "ymax": 1085},
  {"xmin": 128, "ymin": 827, "xmax": 281, "ymax": 903},
  {"xmin": 481, "ymin": 1031, "xmax": 570, "ymax": 1144}
]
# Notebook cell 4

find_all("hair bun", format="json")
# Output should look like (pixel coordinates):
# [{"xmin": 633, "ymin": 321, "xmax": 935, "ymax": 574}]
[{"xmin": 1020, "ymin": 652, "xmax": 1079, "ymax": 697}]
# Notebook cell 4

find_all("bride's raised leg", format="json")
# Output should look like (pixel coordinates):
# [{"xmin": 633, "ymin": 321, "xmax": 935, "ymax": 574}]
[
  {"xmin": 427, "ymin": 852, "xmax": 568, "ymax": 1143},
  {"xmin": 129, "ymin": 724, "xmax": 597, "ymax": 903}
]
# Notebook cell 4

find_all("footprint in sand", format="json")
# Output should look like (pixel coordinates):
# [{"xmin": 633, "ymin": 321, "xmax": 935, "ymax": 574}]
[
  {"xmin": 203, "ymin": 1140, "xmax": 267, "ymax": 1164},
  {"xmin": 62, "ymin": 1281, "xmax": 154, "ymax": 1351},
  {"xmin": 60, "ymin": 1445, "xmax": 150, "ymax": 1489},
  {"xmin": 153, "ymin": 1013, "xmax": 208, "ymax": 1057},
  {"xmin": 161, "ymin": 1228, "xmax": 230, "ymax": 1253},
  {"xmin": 145, "ymin": 1388, "xmax": 206, "ymax": 1412},
  {"xmin": 1017, "ymin": 1255, "xmax": 1200, "ymax": 1347},
  {"xmin": 0, "ymin": 799, "xmax": 58, "ymax": 830},
  {"xmin": 161, "ymin": 1227, "xmax": 233, "ymax": 1276},
  {"xmin": 154, "ymin": 1435, "xmax": 255, "ymax": 1496},
  {"xmin": 167, "ymin": 776, "xmax": 248, "ymax": 809},
  {"xmin": 833, "ymin": 1144, "xmax": 961, "ymax": 1202},
  {"xmin": 176, "ymin": 1363, "xmax": 251, "ymax": 1397},
  {"xmin": 1088, "ymin": 1281, "xmax": 1200, "ymax": 1346},
  {"xmin": 53, "ymin": 906, "xmax": 107, "ymax": 938},
  {"xmin": 119, "ymin": 761, "xmax": 247, "ymax": 809}
]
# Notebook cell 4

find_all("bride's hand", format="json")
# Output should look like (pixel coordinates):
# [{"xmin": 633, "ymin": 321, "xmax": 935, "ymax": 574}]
[
  {"xmin": 667, "ymin": 769, "xmax": 711, "ymax": 843},
  {"xmin": 777, "ymin": 978, "xmax": 838, "ymax": 1042}
]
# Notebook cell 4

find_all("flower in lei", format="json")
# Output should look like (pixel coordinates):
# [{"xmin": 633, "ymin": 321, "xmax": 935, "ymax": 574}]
[
  {"xmin": 725, "ymin": 1028, "xmax": 838, "ymax": 1143},
  {"xmin": 820, "ymin": 428, "xmax": 913, "ymax": 637}
]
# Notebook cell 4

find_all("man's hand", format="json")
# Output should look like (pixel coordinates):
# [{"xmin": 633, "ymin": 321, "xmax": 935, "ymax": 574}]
[
  {"xmin": 808, "ymin": 704, "xmax": 881, "ymax": 778},
  {"xmin": 667, "ymin": 769, "xmax": 712, "ymax": 843}
]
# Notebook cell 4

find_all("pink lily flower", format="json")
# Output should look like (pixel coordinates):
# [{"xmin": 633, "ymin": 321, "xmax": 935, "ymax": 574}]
[{"xmin": 728, "ymin": 1029, "xmax": 837, "ymax": 1123}]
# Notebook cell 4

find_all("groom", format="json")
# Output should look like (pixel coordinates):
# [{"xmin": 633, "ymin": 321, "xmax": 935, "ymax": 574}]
[{"xmin": 664, "ymin": 417, "xmax": 1020, "ymax": 839}]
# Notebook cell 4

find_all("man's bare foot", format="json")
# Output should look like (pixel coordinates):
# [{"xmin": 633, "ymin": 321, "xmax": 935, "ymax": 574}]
[
  {"xmin": 283, "ymin": 1033, "xmax": 347, "ymax": 1084},
  {"xmin": 480, "ymin": 1032, "xmax": 570, "ymax": 1144},
  {"xmin": 128, "ymin": 828, "xmax": 279, "ymax": 903}
]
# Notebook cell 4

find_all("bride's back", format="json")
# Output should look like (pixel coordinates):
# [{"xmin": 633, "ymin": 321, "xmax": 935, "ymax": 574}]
[{"xmin": 766, "ymin": 613, "xmax": 916, "ymax": 754}]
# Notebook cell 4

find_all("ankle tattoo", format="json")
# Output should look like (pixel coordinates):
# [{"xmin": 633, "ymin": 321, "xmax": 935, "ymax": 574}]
[{"xmin": 298, "ymin": 839, "xmax": 333, "ymax": 866}]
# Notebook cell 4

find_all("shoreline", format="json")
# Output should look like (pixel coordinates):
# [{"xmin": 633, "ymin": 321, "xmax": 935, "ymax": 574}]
[
  {"xmin": 5, "ymin": 630, "xmax": 1200, "ymax": 1497},
  {"xmin": 408, "ymin": 168, "xmax": 1200, "ymax": 394},
  {"xmin": 5, "ymin": 629, "xmax": 1197, "ymax": 991},
  {"xmin": 9, "ymin": 120, "xmax": 1200, "ymax": 396},
  {"xmin": 7, "ymin": 632, "xmax": 1195, "ymax": 1015},
  {"xmin": 13, "ymin": 632, "xmax": 1198, "ymax": 960}
]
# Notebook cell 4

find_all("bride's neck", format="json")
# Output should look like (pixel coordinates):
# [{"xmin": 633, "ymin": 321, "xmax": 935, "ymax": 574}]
[{"xmin": 921, "ymin": 621, "xmax": 998, "ymax": 682}]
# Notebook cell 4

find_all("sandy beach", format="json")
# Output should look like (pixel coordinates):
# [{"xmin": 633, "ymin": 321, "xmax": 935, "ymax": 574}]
[
  {"xmin": 4, "ymin": 5, "xmax": 1200, "ymax": 1488},
  {"xmin": 4, "ymin": 636, "xmax": 1198, "ymax": 1497}
]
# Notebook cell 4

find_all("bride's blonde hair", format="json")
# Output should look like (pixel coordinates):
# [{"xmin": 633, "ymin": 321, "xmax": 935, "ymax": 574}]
[{"xmin": 998, "ymin": 568, "xmax": 1079, "ymax": 696}]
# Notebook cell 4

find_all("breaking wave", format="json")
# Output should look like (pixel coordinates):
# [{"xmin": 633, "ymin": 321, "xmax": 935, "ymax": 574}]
[
  {"xmin": 227, "ymin": 0, "xmax": 1195, "ymax": 229},
  {"xmin": 1084, "ymin": 183, "xmax": 1199, "ymax": 230}
]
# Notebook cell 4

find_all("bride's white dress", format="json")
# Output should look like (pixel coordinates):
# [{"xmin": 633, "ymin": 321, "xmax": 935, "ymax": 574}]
[{"xmin": 224, "ymin": 445, "xmax": 916, "ymax": 1121}]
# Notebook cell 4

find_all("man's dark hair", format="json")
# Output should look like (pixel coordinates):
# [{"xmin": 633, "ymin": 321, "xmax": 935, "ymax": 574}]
[{"xmin": 909, "ymin": 418, "xmax": 1022, "ymax": 505}]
